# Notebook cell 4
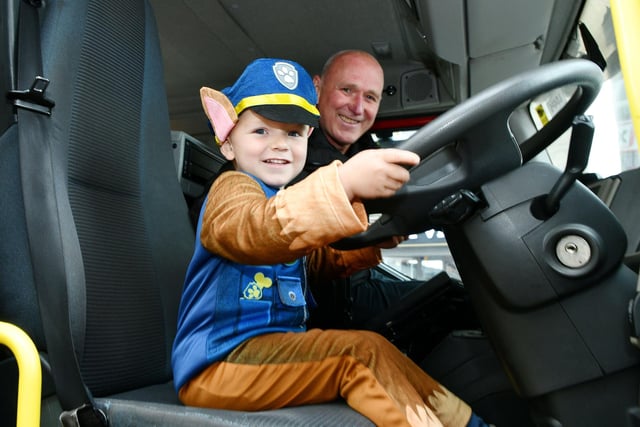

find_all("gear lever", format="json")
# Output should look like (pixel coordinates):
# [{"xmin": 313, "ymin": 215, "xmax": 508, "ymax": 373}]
[{"xmin": 532, "ymin": 115, "xmax": 595, "ymax": 219}]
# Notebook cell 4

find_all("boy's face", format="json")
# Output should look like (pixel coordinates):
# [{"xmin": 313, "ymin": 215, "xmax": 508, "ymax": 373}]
[{"xmin": 220, "ymin": 109, "xmax": 312, "ymax": 188}]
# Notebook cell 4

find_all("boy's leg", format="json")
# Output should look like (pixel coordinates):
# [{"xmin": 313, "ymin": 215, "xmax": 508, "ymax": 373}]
[{"xmin": 179, "ymin": 329, "xmax": 471, "ymax": 427}]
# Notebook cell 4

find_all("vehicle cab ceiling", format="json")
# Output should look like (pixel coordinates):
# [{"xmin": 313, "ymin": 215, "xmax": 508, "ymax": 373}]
[{"xmin": 149, "ymin": 0, "xmax": 585, "ymax": 145}]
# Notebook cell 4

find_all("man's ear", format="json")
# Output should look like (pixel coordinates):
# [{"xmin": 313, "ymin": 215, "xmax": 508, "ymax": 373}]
[
  {"xmin": 200, "ymin": 87, "xmax": 237, "ymax": 143},
  {"xmin": 219, "ymin": 140, "xmax": 235, "ymax": 161},
  {"xmin": 307, "ymin": 127, "xmax": 315, "ymax": 137},
  {"xmin": 312, "ymin": 75, "xmax": 322, "ymax": 96}
]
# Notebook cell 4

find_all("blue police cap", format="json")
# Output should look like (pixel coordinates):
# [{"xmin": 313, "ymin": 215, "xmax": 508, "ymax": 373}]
[{"xmin": 222, "ymin": 58, "xmax": 319, "ymax": 127}]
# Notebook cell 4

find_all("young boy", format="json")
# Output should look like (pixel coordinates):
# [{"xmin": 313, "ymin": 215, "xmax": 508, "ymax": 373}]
[{"xmin": 172, "ymin": 58, "xmax": 485, "ymax": 427}]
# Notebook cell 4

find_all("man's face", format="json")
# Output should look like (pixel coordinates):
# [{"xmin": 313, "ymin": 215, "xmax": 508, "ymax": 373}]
[{"xmin": 315, "ymin": 53, "xmax": 384, "ymax": 154}]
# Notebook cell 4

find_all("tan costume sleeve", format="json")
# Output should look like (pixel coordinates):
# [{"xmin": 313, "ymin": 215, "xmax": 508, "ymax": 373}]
[{"xmin": 200, "ymin": 161, "xmax": 380, "ymax": 275}]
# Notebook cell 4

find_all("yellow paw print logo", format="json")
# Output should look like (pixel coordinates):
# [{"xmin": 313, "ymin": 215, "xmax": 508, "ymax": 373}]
[{"xmin": 243, "ymin": 272, "xmax": 273, "ymax": 300}]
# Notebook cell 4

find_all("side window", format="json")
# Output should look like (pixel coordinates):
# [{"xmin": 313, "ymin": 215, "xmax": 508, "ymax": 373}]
[
  {"xmin": 529, "ymin": 3, "xmax": 639, "ymax": 178},
  {"xmin": 381, "ymin": 229, "xmax": 461, "ymax": 281},
  {"xmin": 530, "ymin": 72, "xmax": 639, "ymax": 178}
]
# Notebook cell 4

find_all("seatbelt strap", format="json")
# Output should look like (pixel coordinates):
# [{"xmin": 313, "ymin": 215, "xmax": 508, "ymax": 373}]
[{"xmin": 13, "ymin": 1, "xmax": 106, "ymax": 426}]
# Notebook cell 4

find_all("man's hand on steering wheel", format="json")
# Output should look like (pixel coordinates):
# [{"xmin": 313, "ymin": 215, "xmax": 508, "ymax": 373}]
[{"xmin": 374, "ymin": 235, "xmax": 409, "ymax": 249}]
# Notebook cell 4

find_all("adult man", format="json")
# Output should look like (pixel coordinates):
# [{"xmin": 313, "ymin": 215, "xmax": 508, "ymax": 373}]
[{"xmin": 293, "ymin": 50, "xmax": 468, "ymax": 333}]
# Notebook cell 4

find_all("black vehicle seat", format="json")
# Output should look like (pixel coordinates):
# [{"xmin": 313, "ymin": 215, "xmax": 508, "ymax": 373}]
[
  {"xmin": 587, "ymin": 167, "xmax": 640, "ymax": 270},
  {"xmin": 0, "ymin": 0, "xmax": 371, "ymax": 425},
  {"xmin": 605, "ymin": 167, "xmax": 640, "ymax": 269}
]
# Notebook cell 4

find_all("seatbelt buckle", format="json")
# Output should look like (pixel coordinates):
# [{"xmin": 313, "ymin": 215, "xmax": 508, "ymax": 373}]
[
  {"xmin": 60, "ymin": 403, "xmax": 108, "ymax": 427},
  {"xmin": 7, "ymin": 75, "xmax": 55, "ymax": 115}
]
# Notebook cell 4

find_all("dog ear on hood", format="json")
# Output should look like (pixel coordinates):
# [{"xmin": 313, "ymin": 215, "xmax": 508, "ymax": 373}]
[{"xmin": 200, "ymin": 86, "xmax": 237, "ymax": 145}]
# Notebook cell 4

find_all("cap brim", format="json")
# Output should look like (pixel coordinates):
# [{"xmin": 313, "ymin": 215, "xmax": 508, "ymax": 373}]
[{"xmin": 250, "ymin": 105, "xmax": 319, "ymax": 127}]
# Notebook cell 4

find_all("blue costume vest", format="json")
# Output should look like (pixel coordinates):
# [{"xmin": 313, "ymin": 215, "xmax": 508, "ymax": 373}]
[{"xmin": 172, "ymin": 175, "xmax": 313, "ymax": 390}]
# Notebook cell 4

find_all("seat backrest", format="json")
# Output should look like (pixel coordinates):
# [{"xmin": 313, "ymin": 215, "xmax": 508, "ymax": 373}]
[
  {"xmin": 608, "ymin": 168, "xmax": 640, "ymax": 255},
  {"xmin": 1, "ymin": 0, "xmax": 194, "ymax": 403},
  {"xmin": 588, "ymin": 168, "xmax": 640, "ymax": 269},
  {"xmin": 42, "ymin": 0, "xmax": 195, "ymax": 395}
]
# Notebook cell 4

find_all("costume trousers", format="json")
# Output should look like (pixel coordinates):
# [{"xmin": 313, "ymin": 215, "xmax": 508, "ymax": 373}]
[{"xmin": 179, "ymin": 329, "xmax": 471, "ymax": 427}]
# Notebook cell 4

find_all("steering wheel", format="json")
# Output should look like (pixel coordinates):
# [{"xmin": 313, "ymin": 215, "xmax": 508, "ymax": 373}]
[{"xmin": 333, "ymin": 59, "xmax": 603, "ymax": 250}]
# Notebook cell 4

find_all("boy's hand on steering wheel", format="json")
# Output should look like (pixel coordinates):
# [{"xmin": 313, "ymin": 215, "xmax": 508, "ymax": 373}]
[{"xmin": 339, "ymin": 149, "xmax": 419, "ymax": 201}]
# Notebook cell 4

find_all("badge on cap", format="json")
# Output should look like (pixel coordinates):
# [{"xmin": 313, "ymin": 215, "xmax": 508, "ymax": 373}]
[{"xmin": 273, "ymin": 62, "xmax": 298, "ymax": 90}]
